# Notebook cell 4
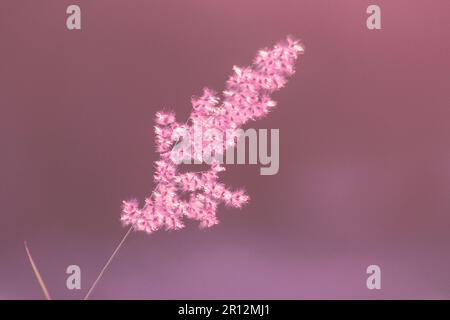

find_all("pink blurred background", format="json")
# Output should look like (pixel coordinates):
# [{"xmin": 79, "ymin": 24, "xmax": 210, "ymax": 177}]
[{"xmin": 1, "ymin": 0, "xmax": 450, "ymax": 299}]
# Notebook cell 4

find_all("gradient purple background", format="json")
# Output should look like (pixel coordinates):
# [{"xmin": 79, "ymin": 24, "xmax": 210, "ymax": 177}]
[{"xmin": 1, "ymin": 0, "xmax": 450, "ymax": 299}]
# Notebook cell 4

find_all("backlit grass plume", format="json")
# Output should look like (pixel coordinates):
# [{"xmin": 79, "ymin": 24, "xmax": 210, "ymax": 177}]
[{"xmin": 121, "ymin": 36, "xmax": 304, "ymax": 234}]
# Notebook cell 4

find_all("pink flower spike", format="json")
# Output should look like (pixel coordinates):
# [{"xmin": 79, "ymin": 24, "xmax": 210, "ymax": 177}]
[{"xmin": 123, "ymin": 36, "xmax": 304, "ymax": 234}]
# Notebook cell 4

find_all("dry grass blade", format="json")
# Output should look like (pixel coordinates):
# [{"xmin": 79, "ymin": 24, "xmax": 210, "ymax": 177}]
[{"xmin": 24, "ymin": 241, "xmax": 52, "ymax": 300}]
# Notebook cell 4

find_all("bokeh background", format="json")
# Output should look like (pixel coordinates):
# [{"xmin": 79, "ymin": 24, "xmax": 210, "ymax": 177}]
[{"xmin": 1, "ymin": 0, "xmax": 450, "ymax": 299}]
